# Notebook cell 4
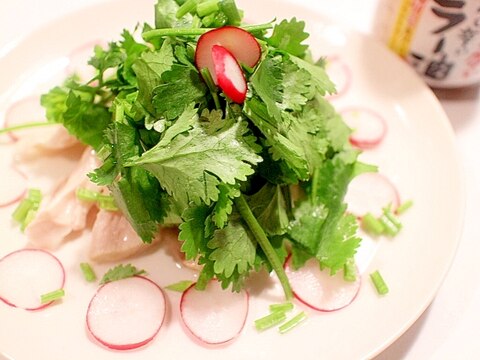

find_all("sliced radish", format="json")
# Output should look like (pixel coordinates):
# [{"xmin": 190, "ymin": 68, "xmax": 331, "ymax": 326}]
[
  {"xmin": 0, "ymin": 166, "xmax": 27, "ymax": 207},
  {"xmin": 341, "ymin": 107, "xmax": 387, "ymax": 149},
  {"xmin": 0, "ymin": 249, "xmax": 65, "ymax": 310},
  {"xmin": 180, "ymin": 280, "xmax": 249, "ymax": 345},
  {"xmin": 4, "ymin": 96, "xmax": 46, "ymax": 142},
  {"xmin": 195, "ymin": 26, "xmax": 261, "ymax": 84},
  {"xmin": 344, "ymin": 172, "xmax": 400, "ymax": 218},
  {"xmin": 285, "ymin": 257, "xmax": 360, "ymax": 312},
  {"xmin": 211, "ymin": 45, "xmax": 247, "ymax": 103},
  {"xmin": 86, "ymin": 276, "xmax": 166, "ymax": 350},
  {"xmin": 325, "ymin": 56, "xmax": 352, "ymax": 99}
]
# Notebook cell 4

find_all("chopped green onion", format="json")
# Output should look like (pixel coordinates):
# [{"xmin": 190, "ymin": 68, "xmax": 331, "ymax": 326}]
[
  {"xmin": 370, "ymin": 270, "xmax": 389, "ymax": 295},
  {"xmin": 12, "ymin": 198, "xmax": 34, "ymax": 223},
  {"xmin": 278, "ymin": 311, "xmax": 307, "ymax": 334},
  {"xmin": 396, "ymin": 200, "xmax": 413, "ymax": 215},
  {"xmin": 343, "ymin": 257, "xmax": 357, "ymax": 282},
  {"xmin": 255, "ymin": 311, "xmax": 287, "ymax": 331},
  {"xmin": 97, "ymin": 195, "xmax": 118, "ymax": 211},
  {"xmin": 80, "ymin": 262, "xmax": 97, "ymax": 282},
  {"xmin": 76, "ymin": 188, "xmax": 99, "ymax": 202},
  {"xmin": 165, "ymin": 280, "xmax": 194, "ymax": 292},
  {"xmin": 40, "ymin": 289, "xmax": 65, "ymax": 304},
  {"xmin": 361, "ymin": 212, "xmax": 385, "ymax": 235},
  {"xmin": 27, "ymin": 188, "xmax": 42, "ymax": 210},
  {"xmin": 379, "ymin": 207, "xmax": 402, "ymax": 236},
  {"xmin": 269, "ymin": 302, "xmax": 294, "ymax": 313},
  {"xmin": 197, "ymin": 0, "xmax": 219, "ymax": 17},
  {"xmin": 176, "ymin": 0, "xmax": 197, "ymax": 19},
  {"xmin": 383, "ymin": 207, "xmax": 402, "ymax": 229},
  {"xmin": 21, "ymin": 209, "xmax": 37, "ymax": 232},
  {"xmin": 12, "ymin": 188, "xmax": 43, "ymax": 231}
]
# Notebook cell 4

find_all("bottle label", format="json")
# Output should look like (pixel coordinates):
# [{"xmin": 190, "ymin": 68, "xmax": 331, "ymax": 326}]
[{"xmin": 389, "ymin": 0, "xmax": 480, "ymax": 88}]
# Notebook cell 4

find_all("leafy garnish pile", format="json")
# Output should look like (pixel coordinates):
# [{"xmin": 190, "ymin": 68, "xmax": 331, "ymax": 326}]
[{"xmin": 41, "ymin": 0, "xmax": 364, "ymax": 299}]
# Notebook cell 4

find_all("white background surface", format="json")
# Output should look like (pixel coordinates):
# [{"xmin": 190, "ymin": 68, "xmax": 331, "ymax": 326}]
[{"xmin": 0, "ymin": 0, "xmax": 478, "ymax": 359}]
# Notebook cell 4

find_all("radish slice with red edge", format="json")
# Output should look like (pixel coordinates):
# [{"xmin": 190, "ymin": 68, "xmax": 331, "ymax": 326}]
[
  {"xmin": 180, "ymin": 280, "xmax": 249, "ymax": 345},
  {"xmin": 0, "ymin": 166, "xmax": 27, "ymax": 208},
  {"xmin": 0, "ymin": 249, "xmax": 65, "ymax": 310},
  {"xmin": 195, "ymin": 26, "xmax": 261, "ymax": 83},
  {"xmin": 345, "ymin": 172, "xmax": 400, "ymax": 218},
  {"xmin": 341, "ymin": 107, "xmax": 387, "ymax": 149},
  {"xmin": 285, "ymin": 257, "xmax": 360, "ymax": 312},
  {"xmin": 86, "ymin": 276, "xmax": 166, "ymax": 350},
  {"xmin": 4, "ymin": 96, "xmax": 45, "ymax": 142},
  {"xmin": 212, "ymin": 45, "xmax": 247, "ymax": 104}
]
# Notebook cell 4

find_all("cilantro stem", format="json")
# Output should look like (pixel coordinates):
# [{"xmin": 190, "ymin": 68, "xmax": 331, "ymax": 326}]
[
  {"xmin": 200, "ymin": 68, "xmax": 221, "ymax": 110},
  {"xmin": 0, "ymin": 122, "xmax": 56, "ymax": 135},
  {"xmin": 142, "ymin": 22, "xmax": 273, "ymax": 41},
  {"xmin": 233, "ymin": 194, "xmax": 293, "ymax": 300}
]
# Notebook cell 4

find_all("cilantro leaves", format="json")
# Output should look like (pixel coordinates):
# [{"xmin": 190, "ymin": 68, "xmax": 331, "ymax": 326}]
[{"xmin": 39, "ymin": 5, "xmax": 364, "ymax": 295}]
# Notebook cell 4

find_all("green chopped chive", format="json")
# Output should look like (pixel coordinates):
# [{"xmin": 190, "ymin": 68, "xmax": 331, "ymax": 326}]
[
  {"xmin": 21, "ymin": 209, "xmax": 37, "ymax": 232},
  {"xmin": 165, "ymin": 280, "xmax": 194, "ymax": 292},
  {"xmin": 76, "ymin": 188, "xmax": 99, "ymax": 202},
  {"xmin": 343, "ymin": 257, "xmax": 357, "ymax": 282},
  {"xmin": 97, "ymin": 195, "xmax": 118, "ymax": 211},
  {"xmin": 197, "ymin": 0, "xmax": 219, "ymax": 17},
  {"xmin": 361, "ymin": 212, "xmax": 385, "ymax": 235},
  {"xmin": 12, "ymin": 188, "xmax": 43, "ymax": 231},
  {"xmin": 255, "ymin": 311, "xmax": 287, "ymax": 331},
  {"xmin": 80, "ymin": 262, "xmax": 97, "ymax": 282},
  {"xmin": 396, "ymin": 200, "xmax": 413, "ymax": 215},
  {"xmin": 379, "ymin": 207, "xmax": 402, "ymax": 236},
  {"xmin": 176, "ymin": 0, "xmax": 197, "ymax": 18},
  {"xmin": 40, "ymin": 289, "xmax": 65, "ymax": 304},
  {"xmin": 27, "ymin": 188, "xmax": 42, "ymax": 210},
  {"xmin": 279, "ymin": 311, "xmax": 307, "ymax": 334},
  {"xmin": 370, "ymin": 270, "xmax": 389, "ymax": 295},
  {"xmin": 383, "ymin": 207, "xmax": 402, "ymax": 229},
  {"xmin": 269, "ymin": 302, "xmax": 294, "ymax": 313},
  {"xmin": 12, "ymin": 198, "xmax": 34, "ymax": 223}
]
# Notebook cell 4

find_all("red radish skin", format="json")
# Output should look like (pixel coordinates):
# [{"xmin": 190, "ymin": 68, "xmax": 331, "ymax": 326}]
[
  {"xmin": 195, "ymin": 26, "xmax": 261, "ymax": 83},
  {"xmin": 0, "ymin": 249, "xmax": 65, "ymax": 310},
  {"xmin": 212, "ymin": 45, "xmax": 247, "ymax": 104},
  {"xmin": 341, "ymin": 107, "xmax": 387, "ymax": 149},
  {"xmin": 285, "ymin": 257, "xmax": 361, "ymax": 312},
  {"xmin": 86, "ymin": 276, "xmax": 166, "ymax": 350},
  {"xmin": 345, "ymin": 172, "xmax": 400, "ymax": 218},
  {"xmin": 325, "ymin": 56, "xmax": 352, "ymax": 100},
  {"xmin": 3, "ymin": 96, "xmax": 45, "ymax": 142},
  {"xmin": 180, "ymin": 280, "xmax": 249, "ymax": 345},
  {"xmin": 0, "ymin": 166, "xmax": 27, "ymax": 208}
]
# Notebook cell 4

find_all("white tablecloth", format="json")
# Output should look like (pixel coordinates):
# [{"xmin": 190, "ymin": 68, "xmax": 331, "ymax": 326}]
[{"xmin": 1, "ymin": 0, "xmax": 479, "ymax": 358}]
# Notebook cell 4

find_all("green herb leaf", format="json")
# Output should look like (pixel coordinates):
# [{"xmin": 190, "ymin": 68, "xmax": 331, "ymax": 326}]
[{"xmin": 100, "ymin": 264, "xmax": 147, "ymax": 284}]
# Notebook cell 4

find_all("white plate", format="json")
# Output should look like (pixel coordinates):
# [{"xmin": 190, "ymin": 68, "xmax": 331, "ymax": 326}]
[{"xmin": 0, "ymin": 0, "xmax": 465, "ymax": 359}]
